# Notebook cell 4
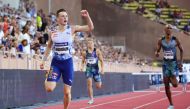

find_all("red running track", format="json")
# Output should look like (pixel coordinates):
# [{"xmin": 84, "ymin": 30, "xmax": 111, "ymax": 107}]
[{"xmin": 36, "ymin": 85, "xmax": 190, "ymax": 109}]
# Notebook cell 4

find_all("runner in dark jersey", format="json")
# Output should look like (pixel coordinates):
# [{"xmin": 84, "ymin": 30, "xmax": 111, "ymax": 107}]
[
  {"xmin": 155, "ymin": 24, "xmax": 183, "ymax": 109},
  {"xmin": 81, "ymin": 38, "xmax": 104, "ymax": 104}
]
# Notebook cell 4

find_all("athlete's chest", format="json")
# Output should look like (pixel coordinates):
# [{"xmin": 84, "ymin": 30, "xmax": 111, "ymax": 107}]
[
  {"xmin": 162, "ymin": 39, "xmax": 176, "ymax": 49},
  {"xmin": 86, "ymin": 52, "xmax": 98, "ymax": 64},
  {"xmin": 51, "ymin": 31, "xmax": 73, "ymax": 43},
  {"xmin": 86, "ymin": 51, "xmax": 97, "ymax": 58}
]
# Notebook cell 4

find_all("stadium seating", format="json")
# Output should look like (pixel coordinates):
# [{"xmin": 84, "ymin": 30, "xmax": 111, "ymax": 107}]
[{"xmin": 106, "ymin": 0, "xmax": 190, "ymax": 30}]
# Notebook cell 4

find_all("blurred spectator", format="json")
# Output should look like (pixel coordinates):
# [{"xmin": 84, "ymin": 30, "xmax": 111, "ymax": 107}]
[
  {"xmin": 0, "ymin": 23, "xmax": 4, "ymax": 45},
  {"xmin": 183, "ymin": 22, "xmax": 190, "ymax": 33},
  {"xmin": 31, "ymin": 36, "xmax": 40, "ymax": 54},
  {"xmin": 156, "ymin": 0, "xmax": 164, "ymax": 8},
  {"xmin": 18, "ymin": 39, "xmax": 26, "ymax": 53},
  {"xmin": 155, "ymin": 5, "xmax": 162, "ymax": 17},
  {"xmin": 14, "ymin": 26, "xmax": 21, "ymax": 41},
  {"xmin": 3, "ymin": 15, "xmax": 9, "ymax": 35},
  {"xmin": 9, "ymin": 17, "xmax": 18, "ymax": 37},
  {"xmin": 10, "ymin": 39, "xmax": 17, "ymax": 58},
  {"xmin": 36, "ymin": 12, "xmax": 42, "ymax": 31},
  {"xmin": 173, "ymin": 10, "xmax": 178, "ymax": 18},
  {"xmin": 41, "ymin": 16, "xmax": 48, "ymax": 32},
  {"xmin": 136, "ymin": 5, "xmax": 146, "ymax": 15},
  {"xmin": 77, "ymin": 32, "xmax": 85, "ymax": 40},
  {"xmin": 25, "ymin": 8, "xmax": 31, "ymax": 20},
  {"xmin": 171, "ymin": 10, "xmax": 181, "ymax": 26},
  {"xmin": 17, "ymin": 17, "xmax": 26, "ymax": 30},
  {"xmin": 156, "ymin": 0, "xmax": 170, "ymax": 8},
  {"xmin": 173, "ymin": 19, "xmax": 180, "ymax": 26},
  {"xmin": 178, "ymin": 10, "xmax": 183, "ymax": 19},
  {"xmin": 163, "ymin": 0, "xmax": 170, "ymax": 8},
  {"xmin": 39, "ymin": 37, "xmax": 46, "ymax": 54},
  {"xmin": 168, "ymin": 10, "xmax": 174, "ymax": 18},
  {"xmin": 25, "ymin": 20, "xmax": 36, "ymax": 38},
  {"xmin": 19, "ymin": 26, "xmax": 31, "ymax": 54},
  {"xmin": 0, "ymin": 16, "xmax": 3, "ymax": 22},
  {"xmin": 49, "ymin": 13, "xmax": 56, "ymax": 24},
  {"xmin": 119, "ymin": 0, "xmax": 134, "ymax": 5}
]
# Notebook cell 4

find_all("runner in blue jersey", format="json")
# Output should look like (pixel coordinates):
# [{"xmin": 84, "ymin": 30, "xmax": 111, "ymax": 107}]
[
  {"xmin": 81, "ymin": 38, "xmax": 104, "ymax": 104},
  {"xmin": 155, "ymin": 24, "xmax": 183, "ymax": 109},
  {"xmin": 40, "ymin": 9, "xmax": 94, "ymax": 109}
]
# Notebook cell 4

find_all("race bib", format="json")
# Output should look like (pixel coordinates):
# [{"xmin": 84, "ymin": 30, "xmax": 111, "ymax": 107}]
[
  {"xmin": 54, "ymin": 42, "xmax": 70, "ymax": 54},
  {"xmin": 164, "ymin": 50, "xmax": 174, "ymax": 59},
  {"xmin": 54, "ymin": 46, "xmax": 69, "ymax": 54},
  {"xmin": 87, "ymin": 58, "xmax": 97, "ymax": 64}
]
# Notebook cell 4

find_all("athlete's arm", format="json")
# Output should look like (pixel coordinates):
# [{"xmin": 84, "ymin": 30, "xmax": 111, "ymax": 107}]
[
  {"xmin": 155, "ymin": 38, "xmax": 162, "ymax": 57},
  {"xmin": 72, "ymin": 10, "xmax": 94, "ymax": 35},
  {"xmin": 176, "ymin": 38, "xmax": 183, "ymax": 67},
  {"xmin": 40, "ymin": 32, "xmax": 53, "ymax": 69},
  {"xmin": 81, "ymin": 51, "xmax": 86, "ymax": 72},
  {"xmin": 97, "ymin": 49, "xmax": 104, "ymax": 75}
]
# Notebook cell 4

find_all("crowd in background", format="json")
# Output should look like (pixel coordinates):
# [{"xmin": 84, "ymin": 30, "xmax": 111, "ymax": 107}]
[
  {"xmin": 73, "ymin": 33, "xmax": 151, "ymax": 65},
  {"xmin": 0, "ymin": 0, "xmax": 54, "ymax": 58},
  {"xmin": 0, "ymin": 0, "xmax": 152, "ymax": 66}
]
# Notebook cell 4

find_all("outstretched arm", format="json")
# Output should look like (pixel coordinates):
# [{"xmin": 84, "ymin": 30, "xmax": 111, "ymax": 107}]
[{"xmin": 72, "ymin": 10, "xmax": 94, "ymax": 36}]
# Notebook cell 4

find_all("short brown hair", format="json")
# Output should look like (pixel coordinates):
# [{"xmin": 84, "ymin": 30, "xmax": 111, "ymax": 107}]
[{"xmin": 56, "ymin": 8, "xmax": 67, "ymax": 17}]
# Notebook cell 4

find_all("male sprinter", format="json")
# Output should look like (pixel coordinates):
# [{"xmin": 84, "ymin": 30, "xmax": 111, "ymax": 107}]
[
  {"xmin": 81, "ymin": 38, "xmax": 104, "ymax": 104},
  {"xmin": 40, "ymin": 9, "xmax": 94, "ymax": 109},
  {"xmin": 155, "ymin": 24, "xmax": 183, "ymax": 109}
]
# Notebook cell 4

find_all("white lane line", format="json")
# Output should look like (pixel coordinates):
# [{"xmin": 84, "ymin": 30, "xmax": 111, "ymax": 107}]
[
  {"xmin": 133, "ymin": 92, "xmax": 183, "ymax": 109},
  {"xmin": 80, "ymin": 92, "xmax": 156, "ymax": 109}
]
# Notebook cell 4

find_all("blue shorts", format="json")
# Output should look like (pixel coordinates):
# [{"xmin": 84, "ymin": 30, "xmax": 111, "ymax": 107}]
[
  {"xmin": 85, "ymin": 66, "xmax": 101, "ymax": 82},
  {"xmin": 162, "ymin": 61, "xmax": 178, "ymax": 77},
  {"xmin": 47, "ymin": 57, "xmax": 74, "ymax": 86}
]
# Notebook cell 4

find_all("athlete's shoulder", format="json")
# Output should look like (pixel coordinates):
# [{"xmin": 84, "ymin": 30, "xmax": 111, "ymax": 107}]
[
  {"xmin": 96, "ymin": 48, "xmax": 101, "ymax": 54},
  {"xmin": 157, "ymin": 37, "xmax": 163, "ymax": 46},
  {"xmin": 157, "ymin": 37, "xmax": 163, "ymax": 44},
  {"xmin": 161, "ymin": 36, "xmax": 165, "ymax": 40},
  {"xmin": 173, "ymin": 36, "xmax": 181, "ymax": 45},
  {"xmin": 81, "ymin": 50, "xmax": 87, "ymax": 57},
  {"xmin": 172, "ymin": 36, "xmax": 177, "ymax": 40},
  {"xmin": 95, "ymin": 48, "xmax": 99, "ymax": 51},
  {"xmin": 82, "ymin": 49, "xmax": 87, "ymax": 54}
]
